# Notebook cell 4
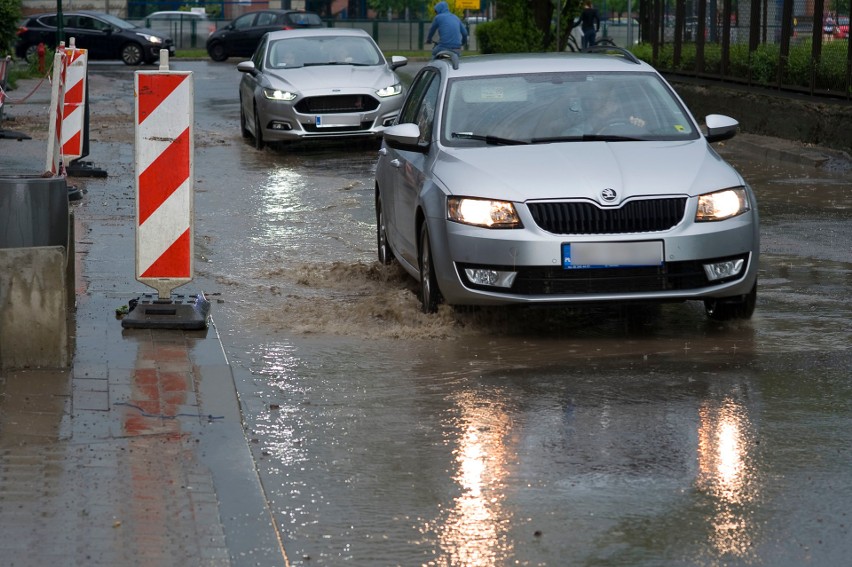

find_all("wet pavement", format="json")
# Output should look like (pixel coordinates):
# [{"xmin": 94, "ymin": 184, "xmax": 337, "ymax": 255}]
[{"xmin": 1, "ymin": 60, "xmax": 851, "ymax": 566}]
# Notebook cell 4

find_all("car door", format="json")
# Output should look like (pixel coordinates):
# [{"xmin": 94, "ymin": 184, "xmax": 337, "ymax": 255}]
[
  {"xmin": 227, "ymin": 13, "xmax": 261, "ymax": 57},
  {"xmin": 71, "ymin": 14, "xmax": 115, "ymax": 59},
  {"xmin": 384, "ymin": 69, "xmax": 441, "ymax": 268},
  {"xmin": 238, "ymin": 11, "xmax": 280, "ymax": 56}
]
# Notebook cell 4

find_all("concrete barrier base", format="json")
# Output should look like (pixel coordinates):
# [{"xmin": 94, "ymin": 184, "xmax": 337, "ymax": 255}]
[{"xmin": 0, "ymin": 246, "xmax": 70, "ymax": 370}]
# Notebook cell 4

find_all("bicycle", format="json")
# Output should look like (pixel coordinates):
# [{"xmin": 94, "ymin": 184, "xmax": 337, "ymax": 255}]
[{"xmin": 566, "ymin": 33, "xmax": 617, "ymax": 52}]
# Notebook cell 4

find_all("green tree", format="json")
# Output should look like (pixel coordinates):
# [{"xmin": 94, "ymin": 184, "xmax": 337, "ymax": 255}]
[{"xmin": 0, "ymin": 0, "xmax": 22, "ymax": 57}]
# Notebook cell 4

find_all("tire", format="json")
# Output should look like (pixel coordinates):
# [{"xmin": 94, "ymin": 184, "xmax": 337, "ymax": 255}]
[
  {"xmin": 24, "ymin": 44, "xmax": 39, "ymax": 63},
  {"xmin": 207, "ymin": 42, "xmax": 228, "ymax": 62},
  {"xmin": 239, "ymin": 98, "xmax": 251, "ymax": 139},
  {"xmin": 253, "ymin": 108, "xmax": 265, "ymax": 150},
  {"xmin": 704, "ymin": 282, "xmax": 757, "ymax": 321},
  {"xmin": 121, "ymin": 42, "xmax": 144, "ymax": 66},
  {"xmin": 418, "ymin": 223, "xmax": 442, "ymax": 314},
  {"xmin": 596, "ymin": 38, "xmax": 617, "ymax": 47},
  {"xmin": 376, "ymin": 190, "xmax": 395, "ymax": 265}
]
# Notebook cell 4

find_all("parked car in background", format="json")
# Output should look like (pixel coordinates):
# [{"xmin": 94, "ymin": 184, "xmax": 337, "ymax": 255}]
[
  {"xmin": 207, "ymin": 10, "xmax": 323, "ymax": 62},
  {"xmin": 144, "ymin": 10, "xmax": 214, "ymax": 49},
  {"xmin": 835, "ymin": 16, "xmax": 849, "ymax": 38},
  {"xmin": 15, "ymin": 10, "xmax": 174, "ymax": 65},
  {"xmin": 374, "ymin": 50, "xmax": 759, "ymax": 319},
  {"xmin": 237, "ymin": 28, "xmax": 407, "ymax": 149}
]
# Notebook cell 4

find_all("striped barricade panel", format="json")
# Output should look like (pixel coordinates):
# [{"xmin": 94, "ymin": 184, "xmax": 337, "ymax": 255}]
[
  {"xmin": 61, "ymin": 45, "xmax": 88, "ymax": 161},
  {"xmin": 134, "ymin": 70, "xmax": 194, "ymax": 298}
]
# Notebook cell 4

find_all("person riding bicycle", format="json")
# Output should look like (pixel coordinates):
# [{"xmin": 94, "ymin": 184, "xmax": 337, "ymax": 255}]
[
  {"xmin": 426, "ymin": 1, "xmax": 468, "ymax": 59},
  {"xmin": 575, "ymin": 1, "xmax": 601, "ymax": 49}
]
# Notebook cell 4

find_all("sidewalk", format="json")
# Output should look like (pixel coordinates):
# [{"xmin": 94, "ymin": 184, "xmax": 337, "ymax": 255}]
[{"xmin": 0, "ymin": 78, "xmax": 287, "ymax": 566}]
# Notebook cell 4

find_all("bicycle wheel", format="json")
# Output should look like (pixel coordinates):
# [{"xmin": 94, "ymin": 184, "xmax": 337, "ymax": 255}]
[{"xmin": 595, "ymin": 37, "xmax": 617, "ymax": 47}]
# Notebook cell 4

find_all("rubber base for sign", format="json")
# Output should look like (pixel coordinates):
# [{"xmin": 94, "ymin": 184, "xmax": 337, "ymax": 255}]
[
  {"xmin": 66, "ymin": 160, "xmax": 107, "ymax": 178},
  {"xmin": 0, "ymin": 128, "xmax": 31, "ymax": 140},
  {"xmin": 121, "ymin": 292, "xmax": 210, "ymax": 330}
]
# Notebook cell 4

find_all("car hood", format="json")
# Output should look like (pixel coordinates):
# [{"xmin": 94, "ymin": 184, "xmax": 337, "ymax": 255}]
[
  {"xmin": 433, "ymin": 140, "xmax": 745, "ymax": 203},
  {"xmin": 266, "ymin": 65, "xmax": 398, "ymax": 92}
]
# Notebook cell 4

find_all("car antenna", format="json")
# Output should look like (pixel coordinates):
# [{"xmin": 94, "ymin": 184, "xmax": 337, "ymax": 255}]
[{"xmin": 434, "ymin": 50, "xmax": 460, "ymax": 70}]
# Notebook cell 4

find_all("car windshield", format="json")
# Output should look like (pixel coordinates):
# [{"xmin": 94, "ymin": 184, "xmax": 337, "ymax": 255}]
[
  {"xmin": 442, "ymin": 71, "xmax": 700, "ymax": 145},
  {"xmin": 267, "ymin": 36, "xmax": 382, "ymax": 69}
]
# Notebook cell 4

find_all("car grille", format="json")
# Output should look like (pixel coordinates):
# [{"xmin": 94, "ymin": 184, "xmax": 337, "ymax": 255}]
[
  {"xmin": 458, "ymin": 254, "xmax": 749, "ymax": 295},
  {"xmin": 527, "ymin": 198, "xmax": 687, "ymax": 235},
  {"xmin": 295, "ymin": 95, "xmax": 379, "ymax": 114}
]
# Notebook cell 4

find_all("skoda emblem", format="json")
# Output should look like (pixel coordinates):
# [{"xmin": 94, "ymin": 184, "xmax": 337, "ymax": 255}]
[{"xmin": 601, "ymin": 188, "xmax": 618, "ymax": 203}]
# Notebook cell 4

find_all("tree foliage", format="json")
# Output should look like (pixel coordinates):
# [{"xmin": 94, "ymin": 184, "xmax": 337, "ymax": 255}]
[
  {"xmin": 478, "ymin": 0, "xmax": 585, "ymax": 52},
  {"xmin": 0, "ymin": 0, "xmax": 22, "ymax": 58}
]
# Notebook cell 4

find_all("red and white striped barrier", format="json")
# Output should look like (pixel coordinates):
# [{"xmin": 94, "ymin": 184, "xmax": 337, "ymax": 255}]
[
  {"xmin": 134, "ymin": 52, "xmax": 194, "ymax": 299},
  {"xmin": 61, "ymin": 40, "xmax": 88, "ymax": 161},
  {"xmin": 45, "ymin": 42, "xmax": 67, "ymax": 175}
]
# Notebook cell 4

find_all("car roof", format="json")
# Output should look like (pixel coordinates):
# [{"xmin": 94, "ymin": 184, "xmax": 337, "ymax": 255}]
[
  {"xmin": 29, "ymin": 10, "xmax": 117, "ymax": 19},
  {"xmin": 148, "ymin": 11, "xmax": 207, "ymax": 18},
  {"xmin": 430, "ymin": 51, "xmax": 655, "ymax": 78},
  {"xmin": 264, "ymin": 28, "xmax": 371, "ymax": 41}
]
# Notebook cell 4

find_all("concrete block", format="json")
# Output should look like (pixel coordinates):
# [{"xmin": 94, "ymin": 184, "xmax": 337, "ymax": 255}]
[{"xmin": 0, "ymin": 246, "xmax": 69, "ymax": 370}]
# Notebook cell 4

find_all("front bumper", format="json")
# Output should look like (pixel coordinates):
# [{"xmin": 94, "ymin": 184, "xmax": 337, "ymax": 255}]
[{"xmin": 429, "ymin": 204, "xmax": 759, "ymax": 306}]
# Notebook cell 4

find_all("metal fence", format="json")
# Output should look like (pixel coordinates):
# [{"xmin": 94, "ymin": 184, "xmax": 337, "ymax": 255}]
[
  {"xmin": 640, "ymin": 0, "xmax": 852, "ymax": 99},
  {"xmin": 125, "ymin": 0, "xmax": 850, "ymax": 98}
]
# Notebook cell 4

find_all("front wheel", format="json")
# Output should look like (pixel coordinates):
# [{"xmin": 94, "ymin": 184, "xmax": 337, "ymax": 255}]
[
  {"xmin": 418, "ymin": 223, "xmax": 442, "ymax": 313},
  {"xmin": 376, "ymin": 191, "xmax": 394, "ymax": 265},
  {"xmin": 207, "ymin": 42, "xmax": 228, "ymax": 62},
  {"xmin": 253, "ymin": 108, "xmax": 265, "ymax": 150},
  {"xmin": 239, "ymin": 97, "xmax": 251, "ymax": 138},
  {"xmin": 704, "ymin": 282, "xmax": 757, "ymax": 321},
  {"xmin": 121, "ymin": 42, "xmax": 144, "ymax": 66}
]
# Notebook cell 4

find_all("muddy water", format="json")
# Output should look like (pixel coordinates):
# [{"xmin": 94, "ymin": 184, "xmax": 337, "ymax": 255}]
[{"xmin": 183, "ymin": 62, "xmax": 852, "ymax": 566}]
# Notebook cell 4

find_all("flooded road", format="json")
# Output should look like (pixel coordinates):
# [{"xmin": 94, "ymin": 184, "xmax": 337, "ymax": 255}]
[{"xmin": 175, "ymin": 61, "xmax": 852, "ymax": 565}]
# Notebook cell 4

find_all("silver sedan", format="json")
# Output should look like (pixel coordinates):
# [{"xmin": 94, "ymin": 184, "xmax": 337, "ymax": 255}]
[
  {"xmin": 374, "ymin": 51, "xmax": 759, "ymax": 320},
  {"xmin": 237, "ymin": 28, "xmax": 407, "ymax": 149}
]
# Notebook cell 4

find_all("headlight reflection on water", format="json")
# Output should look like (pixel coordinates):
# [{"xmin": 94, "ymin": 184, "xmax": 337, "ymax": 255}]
[
  {"xmin": 697, "ymin": 397, "xmax": 759, "ymax": 559},
  {"xmin": 254, "ymin": 167, "xmax": 305, "ymax": 245},
  {"xmin": 429, "ymin": 391, "xmax": 515, "ymax": 566}
]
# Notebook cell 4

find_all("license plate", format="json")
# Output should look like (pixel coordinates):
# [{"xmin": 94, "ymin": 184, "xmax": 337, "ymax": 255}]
[
  {"xmin": 315, "ymin": 115, "xmax": 361, "ymax": 128},
  {"xmin": 562, "ymin": 241, "xmax": 663, "ymax": 269}
]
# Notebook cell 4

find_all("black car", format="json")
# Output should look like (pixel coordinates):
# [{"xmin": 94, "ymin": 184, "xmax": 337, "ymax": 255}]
[
  {"xmin": 15, "ymin": 11, "xmax": 175, "ymax": 66},
  {"xmin": 206, "ymin": 10, "xmax": 323, "ymax": 62}
]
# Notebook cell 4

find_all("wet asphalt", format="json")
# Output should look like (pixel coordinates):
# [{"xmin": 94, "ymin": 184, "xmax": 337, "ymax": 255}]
[{"xmin": 1, "ymin": 58, "xmax": 851, "ymax": 566}]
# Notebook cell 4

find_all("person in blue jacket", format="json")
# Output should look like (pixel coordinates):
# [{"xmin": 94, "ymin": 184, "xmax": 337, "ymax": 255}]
[{"xmin": 426, "ymin": 1, "xmax": 468, "ymax": 58}]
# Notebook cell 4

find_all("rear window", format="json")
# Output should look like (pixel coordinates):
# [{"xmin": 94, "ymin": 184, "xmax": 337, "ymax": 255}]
[{"xmin": 283, "ymin": 12, "xmax": 323, "ymax": 27}]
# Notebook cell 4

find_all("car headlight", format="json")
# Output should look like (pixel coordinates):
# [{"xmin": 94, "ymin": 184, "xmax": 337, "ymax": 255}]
[
  {"xmin": 447, "ymin": 197, "xmax": 522, "ymax": 229},
  {"xmin": 695, "ymin": 188, "xmax": 749, "ymax": 222},
  {"xmin": 137, "ymin": 33, "xmax": 162, "ymax": 44},
  {"xmin": 376, "ymin": 83, "xmax": 402, "ymax": 97},
  {"xmin": 262, "ymin": 88, "xmax": 297, "ymax": 101}
]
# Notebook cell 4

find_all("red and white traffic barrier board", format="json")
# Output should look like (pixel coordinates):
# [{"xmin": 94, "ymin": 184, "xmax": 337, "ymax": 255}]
[
  {"xmin": 134, "ymin": 56, "xmax": 194, "ymax": 299},
  {"xmin": 61, "ymin": 39, "xmax": 88, "ymax": 161},
  {"xmin": 45, "ymin": 43, "xmax": 67, "ymax": 175}
]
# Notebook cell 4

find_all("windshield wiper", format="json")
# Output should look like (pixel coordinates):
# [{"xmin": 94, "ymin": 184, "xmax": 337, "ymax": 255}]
[{"xmin": 451, "ymin": 132, "xmax": 530, "ymax": 146}]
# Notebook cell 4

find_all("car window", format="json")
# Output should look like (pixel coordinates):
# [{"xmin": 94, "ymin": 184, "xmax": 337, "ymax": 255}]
[
  {"xmin": 256, "ymin": 12, "xmax": 278, "ymax": 26},
  {"xmin": 40, "ymin": 15, "xmax": 58, "ymax": 27},
  {"xmin": 413, "ymin": 75, "xmax": 441, "ymax": 146},
  {"xmin": 253, "ymin": 37, "xmax": 268, "ymax": 68},
  {"xmin": 284, "ymin": 12, "xmax": 323, "ymax": 26},
  {"xmin": 233, "ymin": 14, "xmax": 256, "ymax": 30},
  {"xmin": 399, "ymin": 69, "xmax": 438, "ymax": 126}
]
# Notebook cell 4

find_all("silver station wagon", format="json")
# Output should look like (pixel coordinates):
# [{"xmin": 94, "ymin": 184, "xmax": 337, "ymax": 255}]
[{"xmin": 374, "ymin": 49, "xmax": 759, "ymax": 319}]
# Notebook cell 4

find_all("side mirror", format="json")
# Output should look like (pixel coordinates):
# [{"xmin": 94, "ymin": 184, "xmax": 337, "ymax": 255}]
[
  {"xmin": 389, "ymin": 55, "xmax": 408, "ymax": 70},
  {"xmin": 236, "ymin": 61, "xmax": 258, "ymax": 75},
  {"xmin": 382, "ymin": 123, "xmax": 425, "ymax": 152},
  {"xmin": 704, "ymin": 114, "xmax": 738, "ymax": 143}
]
